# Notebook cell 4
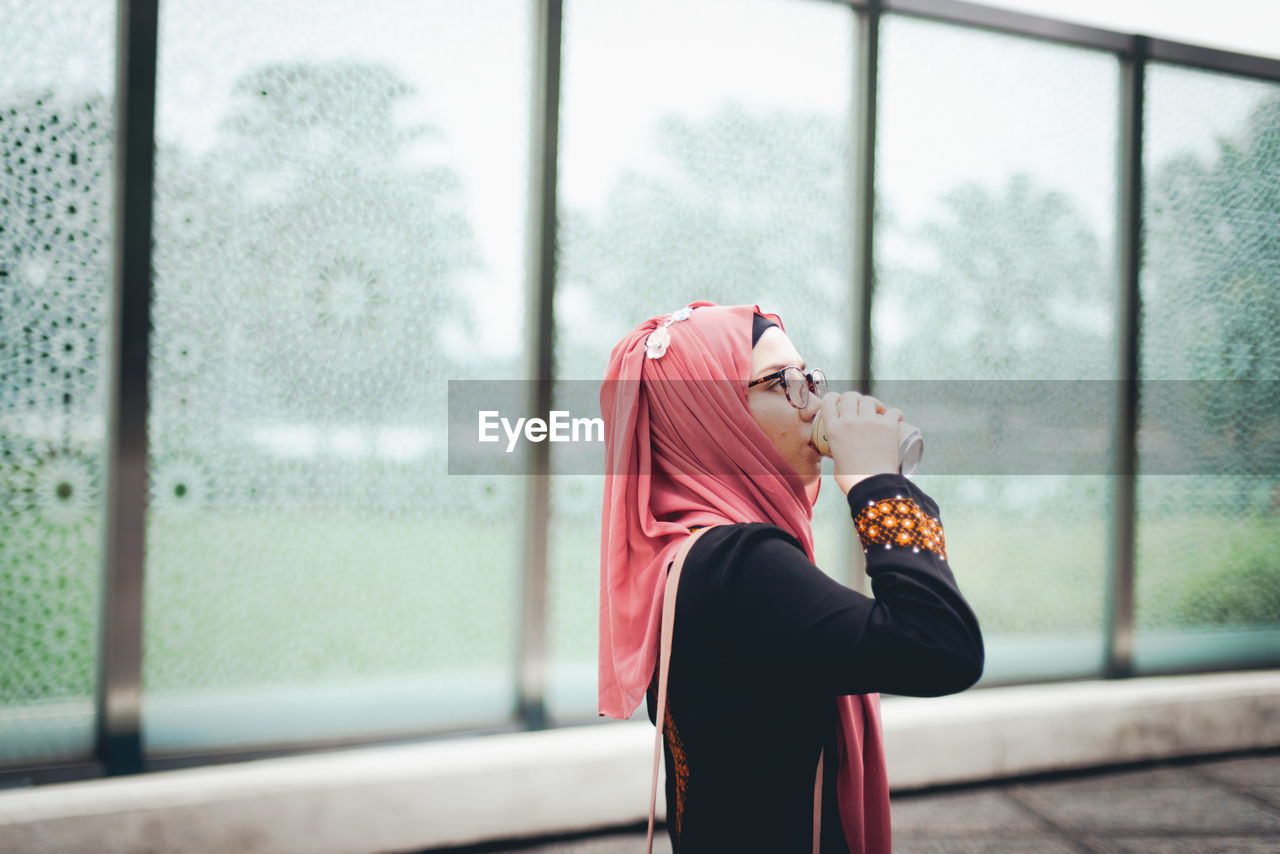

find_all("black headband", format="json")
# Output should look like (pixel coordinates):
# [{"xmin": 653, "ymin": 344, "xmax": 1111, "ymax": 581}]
[{"xmin": 751, "ymin": 313, "xmax": 780, "ymax": 347}]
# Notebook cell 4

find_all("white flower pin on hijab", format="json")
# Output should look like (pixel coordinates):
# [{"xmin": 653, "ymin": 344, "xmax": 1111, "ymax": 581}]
[
  {"xmin": 645, "ymin": 326, "xmax": 671, "ymax": 359},
  {"xmin": 645, "ymin": 305, "xmax": 694, "ymax": 359}
]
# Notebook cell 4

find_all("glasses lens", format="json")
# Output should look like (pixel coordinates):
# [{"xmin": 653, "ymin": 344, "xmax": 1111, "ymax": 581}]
[
  {"xmin": 810, "ymin": 369, "xmax": 827, "ymax": 399},
  {"xmin": 784, "ymin": 367, "xmax": 808, "ymax": 409}
]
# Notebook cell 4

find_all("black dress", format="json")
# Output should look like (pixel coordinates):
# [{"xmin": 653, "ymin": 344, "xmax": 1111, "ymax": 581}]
[{"xmin": 645, "ymin": 473, "xmax": 984, "ymax": 853}]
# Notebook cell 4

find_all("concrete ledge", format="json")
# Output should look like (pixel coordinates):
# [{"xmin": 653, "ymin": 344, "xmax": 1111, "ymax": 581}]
[
  {"xmin": 2, "ymin": 670, "xmax": 1278, "ymax": 853},
  {"xmin": 882, "ymin": 669, "xmax": 1280, "ymax": 790}
]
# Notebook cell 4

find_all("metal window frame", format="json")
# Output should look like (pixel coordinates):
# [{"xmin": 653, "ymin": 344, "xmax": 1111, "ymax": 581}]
[
  {"xmin": 516, "ymin": 0, "xmax": 563, "ymax": 730},
  {"xmin": 850, "ymin": 0, "xmax": 1280, "ymax": 83},
  {"xmin": 850, "ymin": 0, "xmax": 879, "ymax": 396},
  {"xmin": 1149, "ymin": 37, "xmax": 1280, "ymax": 82},
  {"xmin": 1106, "ymin": 35, "xmax": 1147, "ymax": 680},
  {"xmin": 878, "ymin": 0, "xmax": 1134, "ymax": 53},
  {"xmin": 72, "ymin": 0, "xmax": 1280, "ymax": 780},
  {"xmin": 845, "ymin": 0, "xmax": 880, "ymax": 594},
  {"xmin": 97, "ymin": 0, "xmax": 160, "ymax": 777}
]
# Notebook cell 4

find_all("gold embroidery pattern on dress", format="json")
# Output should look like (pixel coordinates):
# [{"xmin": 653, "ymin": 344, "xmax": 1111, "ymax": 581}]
[
  {"xmin": 854, "ymin": 496, "xmax": 948, "ymax": 561},
  {"xmin": 664, "ymin": 693, "xmax": 690, "ymax": 847}
]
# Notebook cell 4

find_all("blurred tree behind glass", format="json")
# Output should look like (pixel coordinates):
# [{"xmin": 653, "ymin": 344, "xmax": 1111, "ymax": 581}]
[
  {"xmin": 1146, "ymin": 95, "xmax": 1279, "ymax": 382},
  {"xmin": 1, "ymin": 61, "xmax": 485, "ymax": 700},
  {"xmin": 1137, "ymin": 92, "xmax": 1279, "ymax": 630},
  {"xmin": 557, "ymin": 103, "xmax": 850, "ymax": 378},
  {"xmin": 149, "ymin": 60, "xmax": 484, "ymax": 513},
  {"xmin": 155, "ymin": 61, "xmax": 479, "ymax": 432},
  {"xmin": 1143, "ymin": 94, "xmax": 1280, "ymax": 478},
  {"xmin": 877, "ymin": 173, "xmax": 1112, "ymax": 381}
]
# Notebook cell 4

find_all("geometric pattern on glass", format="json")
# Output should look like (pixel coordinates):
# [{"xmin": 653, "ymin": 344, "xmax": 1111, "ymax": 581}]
[
  {"xmin": 146, "ymin": 0, "xmax": 530, "ymax": 749},
  {"xmin": 872, "ymin": 16, "xmax": 1119, "ymax": 672},
  {"xmin": 1, "ymin": 0, "xmax": 116, "ymax": 763},
  {"xmin": 0, "ymin": 88, "xmax": 109, "ymax": 725},
  {"xmin": 1136, "ymin": 65, "xmax": 1280, "ymax": 633}
]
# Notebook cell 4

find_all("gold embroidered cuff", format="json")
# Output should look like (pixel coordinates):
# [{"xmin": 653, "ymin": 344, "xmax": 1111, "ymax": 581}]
[{"xmin": 854, "ymin": 495, "xmax": 948, "ymax": 561}]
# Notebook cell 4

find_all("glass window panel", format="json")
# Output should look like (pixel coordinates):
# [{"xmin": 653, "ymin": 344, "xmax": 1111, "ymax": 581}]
[
  {"xmin": 550, "ymin": 0, "xmax": 856, "ymax": 720},
  {"xmin": 147, "ymin": 0, "xmax": 530, "ymax": 752},
  {"xmin": 0, "ymin": 0, "xmax": 116, "ymax": 766},
  {"xmin": 1135, "ymin": 64, "xmax": 1280, "ymax": 672},
  {"xmin": 873, "ymin": 15, "xmax": 1119, "ymax": 682}
]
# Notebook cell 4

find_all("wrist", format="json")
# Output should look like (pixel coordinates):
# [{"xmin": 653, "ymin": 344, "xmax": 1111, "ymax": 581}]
[
  {"xmin": 843, "ymin": 471, "xmax": 908, "ymax": 504},
  {"xmin": 835, "ymin": 467, "xmax": 899, "ymax": 496}
]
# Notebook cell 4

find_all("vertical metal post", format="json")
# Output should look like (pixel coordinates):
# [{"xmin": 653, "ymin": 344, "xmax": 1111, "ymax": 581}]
[
  {"xmin": 98, "ymin": 0, "xmax": 159, "ymax": 775},
  {"xmin": 851, "ymin": 0, "xmax": 880, "ymax": 393},
  {"xmin": 1105, "ymin": 36, "xmax": 1145, "ymax": 679},
  {"xmin": 516, "ymin": 0, "xmax": 562, "ymax": 729},
  {"xmin": 847, "ymin": 0, "xmax": 881, "ymax": 592}
]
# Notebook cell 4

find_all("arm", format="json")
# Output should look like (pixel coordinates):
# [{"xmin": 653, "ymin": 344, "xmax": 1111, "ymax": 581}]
[{"xmin": 701, "ymin": 474, "xmax": 984, "ymax": 697}]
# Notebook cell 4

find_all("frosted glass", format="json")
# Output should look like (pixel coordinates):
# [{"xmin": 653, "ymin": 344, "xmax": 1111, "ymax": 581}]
[
  {"xmin": 550, "ymin": 0, "xmax": 856, "ymax": 719},
  {"xmin": 873, "ymin": 15, "xmax": 1119, "ymax": 681},
  {"xmin": 1135, "ymin": 64, "xmax": 1279, "ymax": 654},
  {"xmin": 0, "ymin": 0, "xmax": 116, "ymax": 764},
  {"xmin": 146, "ymin": 0, "xmax": 530, "ymax": 751}
]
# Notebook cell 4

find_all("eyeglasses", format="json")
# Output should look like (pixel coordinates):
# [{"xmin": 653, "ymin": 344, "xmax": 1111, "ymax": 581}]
[{"xmin": 746, "ymin": 366, "xmax": 827, "ymax": 410}]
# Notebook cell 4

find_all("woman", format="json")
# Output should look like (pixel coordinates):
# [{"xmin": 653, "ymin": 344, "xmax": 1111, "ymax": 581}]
[{"xmin": 599, "ymin": 302, "xmax": 983, "ymax": 853}]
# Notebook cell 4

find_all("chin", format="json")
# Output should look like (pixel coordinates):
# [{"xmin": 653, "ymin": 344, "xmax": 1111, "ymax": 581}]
[{"xmin": 795, "ymin": 449, "xmax": 822, "ymax": 480}]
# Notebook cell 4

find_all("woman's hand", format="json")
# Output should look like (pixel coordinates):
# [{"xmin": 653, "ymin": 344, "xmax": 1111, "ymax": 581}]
[{"xmin": 819, "ymin": 392, "xmax": 903, "ymax": 495}]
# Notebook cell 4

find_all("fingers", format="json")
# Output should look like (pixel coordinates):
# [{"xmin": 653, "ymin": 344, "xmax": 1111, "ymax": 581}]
[
  {"xmin": 852, "ymin": 395, "xmax": 890, "ymax": 419},
  {"xmin": 823, "ymin": 392, "xmax": 904, "ymax": 422},
  {"xmin": 820, "ymin": 391, "xmax": 842, "ymax": 421},
  {"xmin": 857, "ymin": 395, "xmax": 882, "ymax": 417},
  {"xmin": 823, "ymin": 393, "xmax": 903, "ymax": 493}
]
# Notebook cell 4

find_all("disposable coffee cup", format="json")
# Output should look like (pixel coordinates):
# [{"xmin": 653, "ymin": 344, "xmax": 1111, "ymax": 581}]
[{"xmin": 810, "ymin": 409, "xmax": 923, "ymax": 478}]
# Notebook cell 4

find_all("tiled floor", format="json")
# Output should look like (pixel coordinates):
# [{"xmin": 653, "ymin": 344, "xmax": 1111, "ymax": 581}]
[
  {"xmin": 892, "ymin": 756, "xmax": 1280, "ymax": 854},
  {"xmin": 437, "ymin": 751, "xmax": 1280, "ymax": 853}
]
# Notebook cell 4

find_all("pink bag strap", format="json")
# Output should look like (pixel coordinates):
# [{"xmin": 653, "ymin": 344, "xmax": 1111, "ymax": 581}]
[{"xmin": 647, "ymin": 527, "xmax": 824, "ymax": 854}]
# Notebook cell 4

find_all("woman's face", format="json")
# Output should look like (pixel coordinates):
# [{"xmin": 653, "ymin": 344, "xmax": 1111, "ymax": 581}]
[{"xmin": 748, "ymin": 326, "xmax": 822, "ymax": 484}]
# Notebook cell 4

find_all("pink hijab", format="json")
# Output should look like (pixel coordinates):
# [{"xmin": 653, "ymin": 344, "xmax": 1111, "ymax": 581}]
[{"xmin": 598, "ymin": 301, "xmax": 891, "ymax": 853}]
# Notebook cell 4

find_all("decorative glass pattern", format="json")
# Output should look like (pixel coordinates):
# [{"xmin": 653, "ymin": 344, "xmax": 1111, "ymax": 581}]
[
  {"xmin": 145, "ymin": 0, "xmax": 530, "ymax": 751},
  {"xmin": 873, "ymin": 15, "xmax": 1118, "ymax": 681},
  {"xmin": 550, "ymin": 0, "xmax": 856, "ymax": 719},
  {"xmin": 1135, "ymin": 65, "xmax": 1280, "ymax": 656},
  {"xmin": 0, "ymin": 0, "xmax": 116, "ymax": 764}
]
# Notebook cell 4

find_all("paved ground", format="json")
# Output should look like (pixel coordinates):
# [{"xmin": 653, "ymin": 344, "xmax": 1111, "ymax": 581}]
[{"xmin": 428, "ymin": 750, "xmax": 1280, "ymax": 853}]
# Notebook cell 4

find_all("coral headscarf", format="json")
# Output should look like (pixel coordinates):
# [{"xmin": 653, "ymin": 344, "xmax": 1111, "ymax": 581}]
[{"xmin": 598, "ymin": 301, "xmax": 891, "ymax": 853}]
